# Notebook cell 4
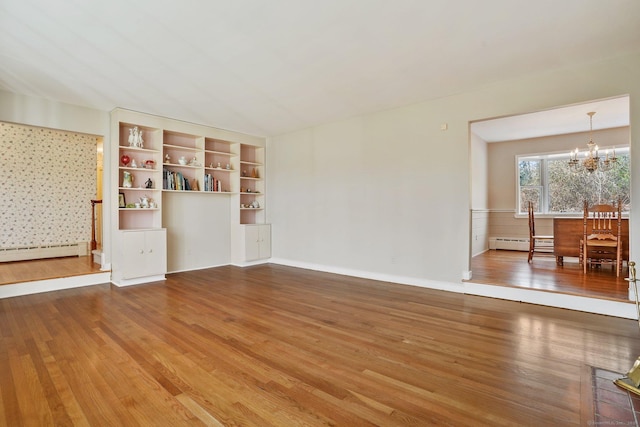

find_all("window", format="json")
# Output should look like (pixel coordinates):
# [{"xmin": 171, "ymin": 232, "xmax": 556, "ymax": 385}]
[{"xmin": 518, "ymin": 148, "xmax": 630, "ymax": 214}]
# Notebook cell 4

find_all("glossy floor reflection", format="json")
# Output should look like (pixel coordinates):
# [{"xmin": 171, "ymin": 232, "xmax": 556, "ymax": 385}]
[
  {"xmin": 469, "ymin": 250, "xmax": 630, "ymax": 301},
  {"xmin": 0, "ymin": 256, "xmax": 104, "ymax": 286}
]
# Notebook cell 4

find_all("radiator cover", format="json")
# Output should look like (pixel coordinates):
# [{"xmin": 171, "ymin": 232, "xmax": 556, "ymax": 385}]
[
  {"xmin": 0, "ymin": 242, "xmax": 88, "ymax": 262},
  {"xmin": 488, "ymin": 237, "xmax": 552, "ymax": 252}
]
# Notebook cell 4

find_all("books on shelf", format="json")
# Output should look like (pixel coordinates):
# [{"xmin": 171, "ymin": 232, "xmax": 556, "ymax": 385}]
[
  {"xmin": 163, "ymin": 168, "xmax": 190, "ymax": 191},
  {"xmin": 163, "ymin": 169, "xmax": 222, "ymax": 192},
  {"xmin": 204, "ymin": 173, "xmax": 223, "ymax": 192}
]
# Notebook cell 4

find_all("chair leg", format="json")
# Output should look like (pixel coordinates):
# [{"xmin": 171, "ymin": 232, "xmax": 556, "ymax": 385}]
[{"xmin": 528, "ymin": 239, "xmax": 534, "ymax": 263}]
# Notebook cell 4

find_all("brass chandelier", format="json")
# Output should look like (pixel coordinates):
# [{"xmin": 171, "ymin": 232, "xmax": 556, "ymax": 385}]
[{"xmin": 568, "ymin": 111, "xmax": 617, "ymax": 173}]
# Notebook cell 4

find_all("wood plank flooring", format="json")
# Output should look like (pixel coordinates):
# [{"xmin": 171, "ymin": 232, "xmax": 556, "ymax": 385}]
[
  {"xmin": 1, "ymin": 264, "xmax": 639, "ymax": 425},
  {"xmin": 0, "ymin": 256, "xmax": 103, "ymax": 286},
  {"xmin": 469, "ymin": 249, "xmax": 630, "ymax": 301}
]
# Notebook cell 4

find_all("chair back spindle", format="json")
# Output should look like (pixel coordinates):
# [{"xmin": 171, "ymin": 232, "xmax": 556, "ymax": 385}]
[{"xmin": 582, "ymin": 199, "xmax": 622, "ymax": 276}]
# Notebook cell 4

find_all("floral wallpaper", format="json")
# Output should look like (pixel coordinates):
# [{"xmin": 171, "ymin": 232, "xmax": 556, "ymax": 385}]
[{"xmin": 0, "ymin": 122, "xmax": 97, "ymax": 249}]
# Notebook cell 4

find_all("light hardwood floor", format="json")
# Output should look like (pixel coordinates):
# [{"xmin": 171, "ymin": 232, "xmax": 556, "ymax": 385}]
[
  {"xmin": 469, "ymin": 249, "xmax": 630, "ymax": 301},
  {"xmin": 0, "ymin": 256, "xmax": 103, "ymax": 286},
  {"xmin": 1, "ymin": 264, "xmax": 639, "ymax": 425}
]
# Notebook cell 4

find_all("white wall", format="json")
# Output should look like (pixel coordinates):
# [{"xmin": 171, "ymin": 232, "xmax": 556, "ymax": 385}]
[
  {"xmin": 163, "ymin": 192, "xmax": 231, "ymax": 272},
  {"xmin": 267, "ymin": 51, "xmax": 640, "ymax": 291},
  {"xmin": 0, "ymin": 90, "xmax": 109, "ymax": 135},
  {"xmin": 470, "ymin": 131, "xmax": 490, "ymax": 256},
  {"xmin": 470, "ymin": 131, "xmax": 489, "ymax": 210},
  {"xmin": 268, "ymin": 103, "xmax": 469, "ymax": 285}
]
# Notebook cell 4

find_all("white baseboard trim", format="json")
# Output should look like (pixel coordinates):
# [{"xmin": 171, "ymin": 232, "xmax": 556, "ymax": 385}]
[
  {"xmin": 464, "ymin": 282, "xmax": 636, "ymax": 319},
  {"xmin": 111, "ymin": 274, "xmax": 166, "ymax": 287},
  {"xmin": 231, "ymin": 258, "xmax": 271, "ymax": 268},
  {"xmin": 0, "ymin": 272, "xmax": 111, "ymax": 299},
  {"xmin": 269, "ymin": 257, "xmax": 635, "ymax": 319},
  {"xmin": 167, "ymin": 262, "xmax": 231, "ymax": 274},
  {"xmin": 268, "ymin": 258, "xmax": 465, "ymax": 294}
]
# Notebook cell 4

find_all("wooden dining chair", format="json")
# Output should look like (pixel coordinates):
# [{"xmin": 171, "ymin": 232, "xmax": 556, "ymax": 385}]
[
  {"xmin": 582, "ymin": 199, "xmax": 622, "ymax": 276},
  {"xmin": 528, "ymin": 201, "xmax": 554, "ymax": 263}
]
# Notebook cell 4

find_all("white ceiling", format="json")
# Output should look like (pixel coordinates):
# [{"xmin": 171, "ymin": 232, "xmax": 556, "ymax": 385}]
[
  {"xmin": 472, "ymin": 95, "xmax": 630, "ymax": 142},
  {"xmin": 1, "ymin": 0, "xmax": 639, "ymax": 137}
]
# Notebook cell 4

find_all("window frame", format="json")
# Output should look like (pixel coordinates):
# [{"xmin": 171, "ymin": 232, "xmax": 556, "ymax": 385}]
[{"xmin": 516, "ymin": 146, "xmax": 630, "ymax": 216}]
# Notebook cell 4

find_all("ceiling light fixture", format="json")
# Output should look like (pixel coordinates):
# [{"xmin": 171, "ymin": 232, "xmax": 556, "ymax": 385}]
[{"xmin": 568, "ymin": 112, "xmax": 617, "ymax": 173}]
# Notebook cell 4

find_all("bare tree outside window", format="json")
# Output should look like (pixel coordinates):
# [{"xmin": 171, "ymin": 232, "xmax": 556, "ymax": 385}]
[
  {"xmin": 519, "ymin": 159, "xmax": 541, "ymax": 212},
  {"xmin": 518, "ymin": 151, "xmax": 630, "ymax": 214}
]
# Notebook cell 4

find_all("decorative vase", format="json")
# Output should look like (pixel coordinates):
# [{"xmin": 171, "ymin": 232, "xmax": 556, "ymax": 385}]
[
  {"xmin": 122, "ymin": 171, "xmax": 133, "ymax": 188},
  {"xmin": 121, "ymin": 154, "xmax": 130, "ymax": 166}
]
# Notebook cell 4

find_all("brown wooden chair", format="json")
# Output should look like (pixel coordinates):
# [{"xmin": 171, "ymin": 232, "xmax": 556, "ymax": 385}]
[
  {"xmin": 527, "ymin": 201, "xmax": 554, "ymax": 263},
  {"xmin": 581, "ymin": 199, "xmax": 622, "ymax": 276}
]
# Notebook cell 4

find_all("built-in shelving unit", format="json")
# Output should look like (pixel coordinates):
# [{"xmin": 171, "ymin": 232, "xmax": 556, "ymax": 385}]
[
  {"xmin": 203, "ymin": 138, "xmax": 236, "ymax": 194},
  {"xmin": 162, "ymin": 132, "xmax": 238, "ymax": 194},
  {"xmin": 112, "ymin": 112, "xmax": 167, "ymax": 286},
  {"xmin": 117, "ymin": 123, "xmax": 163, "ymax": 230},
  {"xmin": 239, "ymin": 144, "xmax": 265, "ymax": 225},
  {"xmin": 110, "ymin": 108, "xmax": 269, "ymax": 283}
]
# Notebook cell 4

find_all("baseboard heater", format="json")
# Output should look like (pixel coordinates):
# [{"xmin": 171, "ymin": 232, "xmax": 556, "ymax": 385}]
[
  {"xmin": 488, "ymin": 237, "xmax": 552, "ymax": 252},
  {"xmin": 0, "ymin": 242, "xmax": 89, "ymax": 262}
]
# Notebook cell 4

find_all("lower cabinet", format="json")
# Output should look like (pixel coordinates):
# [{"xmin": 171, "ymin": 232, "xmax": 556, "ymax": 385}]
[
  {"xmin": 243, "ymin": 224, "xmax": 271, "ymax": 262},
  {"xmin": 117, "ymin": 228, "xmax": 167, "ymax": 284}
]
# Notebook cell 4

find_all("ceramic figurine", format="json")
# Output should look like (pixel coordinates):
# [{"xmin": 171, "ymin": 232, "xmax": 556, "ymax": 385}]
[
  {"xmin": 136, "ymin": 129, "xmax": 143, "ymax": 148},
  {"xmin": 129, "ymin": 126, "xmax": 144, "ymax": 148},
  {"xmin": 122, "ymin": 171, "xmax": 133, "ymax": 188}
]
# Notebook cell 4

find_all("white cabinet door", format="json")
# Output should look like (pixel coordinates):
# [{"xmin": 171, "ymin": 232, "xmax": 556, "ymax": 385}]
[
  {"xmin": 121, "ymin": 229, "xmax": 166, "ymax": 279},
  {"xmin": 258, "ymin": 224, "xmax": 271, "ymax": 259},
  {"xmin": 121, "ymin": 231, "xmax": 145, "ymax": 279},
  {"xmin": 143, "ymin": 229, "xmax": 167, "ymax": 276},
  {"xmin": 244, "ymin": 224, "xmax": 271, "ymax": 261}
]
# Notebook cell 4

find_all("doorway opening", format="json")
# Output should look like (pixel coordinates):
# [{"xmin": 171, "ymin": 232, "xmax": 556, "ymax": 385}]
[
  {"xmin": 468, "ymin": 95, "xmax": 631, "ymax": 301},
  {"xmin": 0, "ymin": 125, "xmax": 106, "ymax": 287}
]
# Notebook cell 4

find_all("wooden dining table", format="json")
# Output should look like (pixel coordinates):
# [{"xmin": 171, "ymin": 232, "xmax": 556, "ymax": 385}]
[{"xmin": 553, "ymin": 217, "xmax": 629, "ymax": 265}]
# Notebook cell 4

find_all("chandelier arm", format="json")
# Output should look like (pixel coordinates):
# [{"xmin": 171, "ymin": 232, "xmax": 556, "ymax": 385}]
[{"xmin": 567, "ymin": 111, "xmax": 616, "ymax": 173}]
